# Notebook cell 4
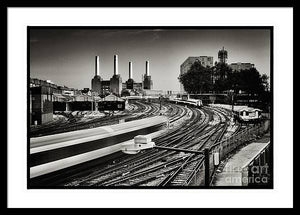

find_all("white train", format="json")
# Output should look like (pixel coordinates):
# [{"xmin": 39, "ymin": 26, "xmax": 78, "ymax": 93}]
[
  {"xmin": 169, "ymin": 97, "xmax": 203, "ymax": 108},
  {"xmin": 30, "ymin": 116, "xmax": 168, "ymax": 179}
]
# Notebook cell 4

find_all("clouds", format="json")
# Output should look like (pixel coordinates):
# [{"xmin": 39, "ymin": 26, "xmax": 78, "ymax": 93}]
[{"xmin": 29, "ymin": 28, "xmax": 270, "ymax": 91}]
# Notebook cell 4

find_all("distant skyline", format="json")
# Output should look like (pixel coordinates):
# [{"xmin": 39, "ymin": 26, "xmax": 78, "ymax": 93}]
[{"xmin": 30, "ymin": 28, "xmax": 271, "ymax": 91}]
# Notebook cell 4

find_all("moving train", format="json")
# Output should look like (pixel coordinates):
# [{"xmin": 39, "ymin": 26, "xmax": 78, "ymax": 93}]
[
  {"xmin": 169, "ymin": 97, "xmax": 203, "ymax": 108},
  {"xmin": 30, "ymin": 116, "xmax": 168, "ymax": 180}
]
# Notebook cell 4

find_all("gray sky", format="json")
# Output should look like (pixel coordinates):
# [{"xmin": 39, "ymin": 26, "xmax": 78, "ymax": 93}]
[{"xmin": 30, "ymin": 28, "xmax": 271, "ymax": 91}]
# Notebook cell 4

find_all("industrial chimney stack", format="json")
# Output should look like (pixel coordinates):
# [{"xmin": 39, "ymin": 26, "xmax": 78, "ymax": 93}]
[
  {"xmin": 143, "ymin": 60, "xmax": 152, "ymax": 90},
  {"xmin": 95, "ymin": 56, "xmax": 100, "ymax": 76},
  {"xmin": 114, "ymin": 55, "xmax": 118, "ymax": 75},
  {"xmin": 110, "ymin": 54, "xmax": 122, "ymax": 95},
  {"xmin": 129, "ymin": 62, "xmax": 133, "ymax": 79},
  {"xmin": 91, "ymin": 55, "xmax": 102, "ymax": 95},
  {"xmin": 146, "ymin": 60, "xmax": 150, "ymax": 76}
]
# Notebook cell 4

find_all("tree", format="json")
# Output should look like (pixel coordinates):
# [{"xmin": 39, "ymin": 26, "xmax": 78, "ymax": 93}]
[
  {"xmin": 178, "ymin": 61, "xmax": 213, "ymax": 94},
  {"xmin": 237, "ymin": 68, "xmax": 266, "ymax": 94},
  {"xmin": 213, "ymin": 62, "xmax": 233, "ymax": 92},
  {"xmin": 214, "ymin": 62, "xmax": 232, "ymax": 79},
  {"xmin": 261, "ymin": 74, "xmax": 270, "ymax": 92},
  {"xmin": 179, "ymin": 60, "xmax": 270, "ymax": 99}
]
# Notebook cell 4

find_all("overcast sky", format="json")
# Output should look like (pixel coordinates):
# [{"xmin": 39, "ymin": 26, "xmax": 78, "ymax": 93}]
[{"xmin": 30, "ymin": 28, "xmax": 271, "ymax": 91}]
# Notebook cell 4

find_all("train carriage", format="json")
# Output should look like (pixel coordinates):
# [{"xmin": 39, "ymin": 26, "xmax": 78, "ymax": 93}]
[
  {"xmin": 30, "ymin": 116, "xmax": 168, "ymax": 179},
  {"xmin": 169, "ymin": 97, "xmax": 203, "ymax": 108}
]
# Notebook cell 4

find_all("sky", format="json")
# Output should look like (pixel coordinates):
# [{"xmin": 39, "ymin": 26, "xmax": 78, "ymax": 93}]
[{"xmin": 30, "ymin": 28, "xmax": 271, "ymax": 91}]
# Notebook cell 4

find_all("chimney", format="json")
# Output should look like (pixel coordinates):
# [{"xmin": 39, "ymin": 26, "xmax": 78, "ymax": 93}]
[
  {"xmin": 114, "ymin": 55, "xmax": 118, "ymax": 75},
  {"xmin": 146, "ymin": 61, "xmax": 150, "ymax": 76},
  {"xmin": 95, "ymin": 56, "xmax": 100, "ymax": 76},
  {"xmin": 129, "ymin": 62, "xmax": 133, "ymax": 79}
]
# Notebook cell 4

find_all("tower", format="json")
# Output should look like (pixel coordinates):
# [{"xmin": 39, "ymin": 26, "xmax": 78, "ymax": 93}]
[
  {"xmin": 91, "ymin": 56, "xmax": 102, "ymax": 95},
  {"xmin": 218, "ymin": 47, "xmax": 228, "ymax": 64},
  {"xmin": 126, "ymin": 61, "xmax": 134, "ymax": 89},
  {"xmin": 143, "ymin": 61, "xmax": 153, "ymax": 90},
  {"xmin": 110, "ymin": 55, "xmax": 122, "ymax": 96}
]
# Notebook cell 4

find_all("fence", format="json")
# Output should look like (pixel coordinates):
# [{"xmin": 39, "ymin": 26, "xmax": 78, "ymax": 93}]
[
  {"xmin": 241, "ymin": 142, "xmax": 271, "ymax": 187},
  {"xmin": 187, "ymin": 119, "xmax": 270, "ymax": 186}
]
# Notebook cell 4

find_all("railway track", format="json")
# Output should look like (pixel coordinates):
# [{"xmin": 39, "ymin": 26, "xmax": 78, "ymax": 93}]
[
  {"xmin": 103, "ymin": 110, "xmax": 230, "ymax": 187},
  {"xmin": 59, "ymin": 103, "xmax": 234, "ymax": 187},
  {"xmin": 31, "ymin": 100, "xmax": 239, "ymax": 187},
  {"xmin": 59, "ymin": 104, "xmax": 201, "ymax": 186},
  {"xmin": 30, "ymin": 100, "xmax": 169, "ymax": 137}
]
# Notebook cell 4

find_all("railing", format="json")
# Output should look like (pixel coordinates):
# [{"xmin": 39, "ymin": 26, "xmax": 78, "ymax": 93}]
[
  {"xmin": 187, "ymin": 119, "xmax": 270, "ymax": 186},
  {"xmin": 241, "ymin": 142, "xmax": 271, "ymax": 187}
]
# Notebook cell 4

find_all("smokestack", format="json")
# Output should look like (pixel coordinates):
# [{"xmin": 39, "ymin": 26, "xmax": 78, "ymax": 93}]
[
  {"xmin": 146, "ymin": 61, "xmax": 150, "ymax": 76},
  {"xmin": 114, "ymin": 55, "xmax": 118, "ymax": 75},
  {"xmin": 95, "ymin": 56, "xmax": 100, "ymax": 76},
  {"xmin": 129, "ymin": 62, "xmax": 133, "ymax": 79}
]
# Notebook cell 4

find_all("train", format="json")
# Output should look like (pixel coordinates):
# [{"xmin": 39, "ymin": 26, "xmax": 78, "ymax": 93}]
[
  {"xmin": 30, "ymin": 116, "xmax": 168, "ymax": 180},
  {"xmin": 169, "ymin": 97, "xmax": 203, "ymax": 108}
]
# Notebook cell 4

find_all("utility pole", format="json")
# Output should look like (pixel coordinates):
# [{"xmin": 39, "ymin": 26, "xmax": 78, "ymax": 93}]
[
  {"xmin": 159, "ymin": 95, "xmax": 162, "ymax": 111},
  {"xmin": 232, "ymin": 93, "xmax": 234, "ymax": 118},
  {"xmin": 204, "ymin": 147, "xmax": 210, "ymax": 187}
]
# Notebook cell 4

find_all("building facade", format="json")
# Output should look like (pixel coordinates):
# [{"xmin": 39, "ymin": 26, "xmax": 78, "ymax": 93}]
[
  {"xmin": 229, "ymin": 63, "xmax": 255, "ymax": 71},
  {"xmin": 30, "ymin": 86, "xmax": 53, "ymax": 125}
]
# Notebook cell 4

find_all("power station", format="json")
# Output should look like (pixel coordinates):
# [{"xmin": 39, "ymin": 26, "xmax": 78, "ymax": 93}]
[
  {"xmin": 143, "ymin": 60, "xmax": 153, "ymax": 90},
  {"xmin": 91, "ymin": 55, "xmax": 153, "ymax": 96},
  {"xmin": 91, "ymin": 56, "xmax": 102, "ymax": 95},
  {"xmin": 125, "ymin": 62, "xmax": 134, "ymax": 89}
]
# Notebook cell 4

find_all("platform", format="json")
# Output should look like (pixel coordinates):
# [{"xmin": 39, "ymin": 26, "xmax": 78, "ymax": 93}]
[{"xmin": 213, "ymin": 136, "xmax": 270, "ymax": 186}]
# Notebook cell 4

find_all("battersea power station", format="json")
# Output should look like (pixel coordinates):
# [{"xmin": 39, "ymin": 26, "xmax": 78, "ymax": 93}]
[{"xmin": 91, "ymin": 55, "xmax": 153, "ymax": 96}]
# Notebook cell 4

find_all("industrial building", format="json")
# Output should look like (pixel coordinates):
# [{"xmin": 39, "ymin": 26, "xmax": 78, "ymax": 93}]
[
  {"xmin": 29, "ymin": 54, "xmax": 155, "ymax": 125},
  {"xmin": 91, "ymin": 55, "xmax": 153, "ymax": 96},
  {"xmin": 30, "ymin": 78, "xmax": 101, "ymax": 124},
  {"xmin": 98, "ymin": 94, "xmax": 126, "ymax": 111},
  {"xmin": 91, "ymin": 55, "xmax": 123, "ymax": 96},
  {"xmin": 142, "ymin": 61, "xmax": 153, "ymax": 90},
  {"xmin": 30, "ymin": 86, "xmax": 53, "ymax": 125},
  {"xmin": 124, "ymin": 61, "xmax": 150, "ymax": 92},
  {"xmin": 109, "ymin": 55, "xmax": 123, "ymax": 96},
  {"xmin": 125, "ymin": 62, "xmax": 134, "ymax": 89},
  {"xmin": 91, "ymin": 56, "xmax": 102, "ymax": 95}
]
